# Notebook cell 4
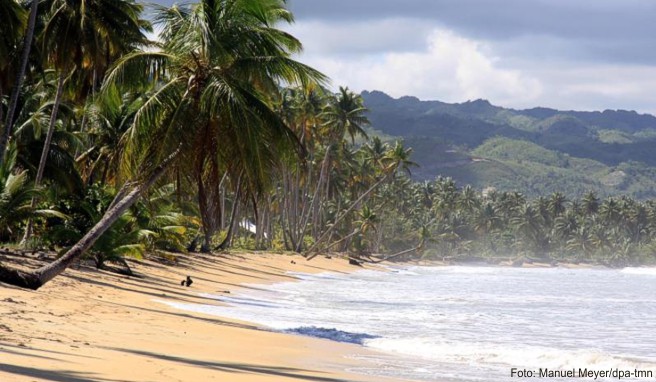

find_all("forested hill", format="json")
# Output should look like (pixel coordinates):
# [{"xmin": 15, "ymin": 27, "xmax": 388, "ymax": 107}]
[{"xmin": 361, "ymin": 90, "xmax": 656, "ymax": 199}]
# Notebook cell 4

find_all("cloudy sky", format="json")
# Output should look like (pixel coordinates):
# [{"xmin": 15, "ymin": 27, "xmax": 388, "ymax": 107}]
[{"xmin": 152, "ymin": 1, "xmax": 656, "ymax": 114}]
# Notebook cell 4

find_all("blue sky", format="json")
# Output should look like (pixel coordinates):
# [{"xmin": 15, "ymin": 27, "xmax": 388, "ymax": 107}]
[{"xmin": 149, "ymin": 0, "xmax": 656, "ymax": 114}]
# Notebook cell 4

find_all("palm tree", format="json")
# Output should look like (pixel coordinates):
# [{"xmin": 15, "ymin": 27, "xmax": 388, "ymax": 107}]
[
  {"xmin": 11, "ymin": 72, "xmax": 83, "ymax": 195},
  {"xmin": 553, "ymin": 210, "xmax": 578, "ymax": 242},
  {"xmin": 511, "ymin": 203, "xmax": 548, "ymax": 255},
  {"xmin": 0, "ymin": 147, "xmax": 65, "ymax": 241},
  {"xmin": 581, "ymin": 191, "xmax": 600, "ymax": 216},
  {"xmin": 0, "ymin": 0, "xmax": 25, "ymax": 80},
  {"xmin": 0, "ymin": 0, "xmax": 325, "ymax": 289},
  {"xmin": 275, "ymin": 85, "xmax": 328, "ymax": 251},
  {"xmin": 473, "ymin": 202, "xmax": 500, "ymax": 235},
  {"xmin": 459, "ymin": 185, "xmax": 480, "ymax": 212},
  {"xmin": 21, "ymin": 0, "xmax": 150, "ymax": 244},
  {"xmin": 1, "ymin": 0, "xmax": 32, "ymax": 165},
  {"xmin": 599, "ymin": 197, "xmax": 621, "ymax": 225},
  {"xmin": 76, "ymin": 85, "xmax": 144, "ymax": 186},
  {"xmin": 322, "ymin": 87, "xmax": 369, "ymax": 144},
  {"xmin": 547, "ymin": 192, "xmax": 567, "ymax": 218},
  {"xmin": 305, "ymin": 141, "xmax": 415, "ymax": 258},
  {"xmin": 105, "ymin": 0, "xmax": 323, "ymax": 251}
]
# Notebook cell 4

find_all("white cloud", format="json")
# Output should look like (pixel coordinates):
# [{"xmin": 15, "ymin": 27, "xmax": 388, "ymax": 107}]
[
  {"xmin": 288, "ymin": 18, "xmax": 434, "ymax": 55},
  {"xmin": 293, "ymin": 26, "xmax": 543, "ymax": 107},
  {"xmin": 522, "ymin": 65, "xmax": 656, "ymax": 114},
  {"xmin": 289, "ymin": 19, "xmax": 656, "ymax": 115}
]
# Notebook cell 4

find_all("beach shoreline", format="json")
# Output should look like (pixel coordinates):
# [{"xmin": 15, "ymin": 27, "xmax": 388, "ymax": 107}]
[{"xmin": 0, "ymin": 251, "xmax": 410, "ymax": 382}]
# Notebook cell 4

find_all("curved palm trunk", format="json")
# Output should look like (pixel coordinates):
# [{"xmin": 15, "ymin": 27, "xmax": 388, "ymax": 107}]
[
  {"xmin": 0, "ymin": 147, "xmax": 181, "ymax": 290},
  {"xmin": 317, "ymin": 228, "xmax": 361, "ymax": 253},
  {"xmin": 369, "ymin": 240, "xmax": 424, "ymax": 264},
  {"xmin": 305, "ymin": 172, "xmax": 391, "ymax": 260},
  {"xmin": 20, "ymin": 71, "xmax": 66, "ymax": 246},
  {"xmin": 1, "ymin": 0, "xmax": 38, "ymax": 166}
]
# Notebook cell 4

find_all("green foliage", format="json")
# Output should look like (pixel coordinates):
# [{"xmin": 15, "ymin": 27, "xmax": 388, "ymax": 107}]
[
  {"xmin": 362, "ymin": 91, "xmax": 656, "ymax": 199},
  {"xmin": 44, "ymin": 183, "xmax": 196, "ymax": 268},
  {"xmin": 5, "ymin": 0, "xmax": 656, "ymax": 276},
  {"xmin": 381, "ymin": 176, "xmax": 656, "ymax": 266}
]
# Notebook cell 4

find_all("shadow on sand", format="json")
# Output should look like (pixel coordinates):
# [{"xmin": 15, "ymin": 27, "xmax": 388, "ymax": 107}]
[{"xmin": 105, "ymin": 347, "xmax": 359, "ymax": 382}]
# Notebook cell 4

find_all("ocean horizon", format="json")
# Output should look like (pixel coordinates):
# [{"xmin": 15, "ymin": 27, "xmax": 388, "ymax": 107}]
[{"xmin": 162, "ymin": 265, "xmax": 656, "ymax": 381}]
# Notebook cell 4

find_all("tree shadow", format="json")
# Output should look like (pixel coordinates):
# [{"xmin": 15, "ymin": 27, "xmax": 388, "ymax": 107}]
[
  {"xmin": 104, "ymin": 347, "xmax": 358, "ymax": 382},
  {"xmin": 105, "ymin": 301, "xmax": 262, "ymax": 331},
  {"xmin": 0, "ymin": 346, "xmax": 64, "ymax": 362},
  {"xmin": 209, "ymin": 258, "xmax": 298, "ymax": 280},
  {"xmin": 302, "ymin": 265, "xmax": 351, "ymax": 274},
  {"xmin": 65, "ymin": 274, "xmax": 218, "ymax": 305},
  {"xmin": 0, "ymin": 363, "xmax": 130, "ymax": 382},
  {"xmin": 0, "ymin": 343, "xmax": 101, "ymax": 360}
]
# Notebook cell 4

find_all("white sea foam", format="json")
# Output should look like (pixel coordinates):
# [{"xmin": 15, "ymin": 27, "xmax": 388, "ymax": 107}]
[
  {"xmin": 367, "ymin": 337, "xmax": 656, "ymax": 371},
  {"xmin": 159, "ymin": 266, "xmax": 656, "ymax": 382},
  {"xmin": 621, "ymin": 267, "xmax": 656, "ymax": 276}
]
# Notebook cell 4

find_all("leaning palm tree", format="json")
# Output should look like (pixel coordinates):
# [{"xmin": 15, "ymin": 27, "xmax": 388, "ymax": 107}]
[
  {"xmin": 305, "ymin": 141, "xmax": 416, "ymax": 259},
  {"xmin": 0, "ymin": 0, "xmax": 325, "ymax": 289}
]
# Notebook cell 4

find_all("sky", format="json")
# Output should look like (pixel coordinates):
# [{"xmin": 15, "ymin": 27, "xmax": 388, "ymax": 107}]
[{"xmin": 151, "ymin": 0, "xmax": 656, "ymax": 114}]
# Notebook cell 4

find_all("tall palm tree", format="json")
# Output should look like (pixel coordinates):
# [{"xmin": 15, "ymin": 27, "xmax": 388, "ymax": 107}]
[
  {"xmin": 21, "ymin": 0, "xmax": 150, "ymax": 244},
  {"xmin": 0, "ymin": 0, "xmax": 25, "ymax": 140},
  {"xmin": 305, "ymin": 141, "xmax": 415, "ymax": 258},
  {"xmin": 1, "ymin": 0, "xmax": 324, "ymax": 289},
  {"xmin": 0, "ymin": 0, "xmax": 25, "ymax": 78},
  {"xmin": 322, "ymin": 87, "xmax": 369, "ymax": 144},
  {"xmin": 104, "ymin": 0, "xmax": 324, "ymax": 250},
  {"xmin": 1, "ymin": 0, "xmax": 31, "ymax": 166}
]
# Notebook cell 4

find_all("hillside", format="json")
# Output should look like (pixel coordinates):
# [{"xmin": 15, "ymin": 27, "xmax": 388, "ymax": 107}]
[{"xmin": 361, "ymin": 91, "xmax": 656, "ymax": 199}]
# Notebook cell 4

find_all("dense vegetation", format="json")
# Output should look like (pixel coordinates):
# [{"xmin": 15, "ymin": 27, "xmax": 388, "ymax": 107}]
[
  {"xmin": 381, "ymin": 177, "xmax": 656, "ymax": 267},
  {"xmin": 362, "ymin": 91, "xmax": 656, "ymax": 199},
  {"xmin": 0, "ymin": 0, "xmax": 416, "ymax": 288},
  {"xmin": 1, "ymin": 1, "xmax": 654, "ymax": 290}
]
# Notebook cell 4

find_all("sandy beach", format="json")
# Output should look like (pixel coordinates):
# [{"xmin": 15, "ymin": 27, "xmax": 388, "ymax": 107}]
[{"xmin": 0, "ymin": 251, "xmax": 409, "ymax": 382}]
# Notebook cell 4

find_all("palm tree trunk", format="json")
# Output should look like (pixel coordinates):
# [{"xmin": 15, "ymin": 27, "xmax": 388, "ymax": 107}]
[
  {"xmin": 0, "ymin": 147, "xmax": 181, "ymax": 290},
  {"xmin": 218, "ymin": 172, "xmax": 227, "ymax": 230},
  {"xmin": 36, "ymin": 70, "xmax": 67, "ymax": 183},
  {"xmin": 1, "ymin": 0, "xmax": 38, "ymax": 166},
  {"xmin": 0, "ymin": 84, "xmax": 4, "ymax": 135},
  {"xmin": 318, "ymin": 228, "xmax": 361, "ymax": 253},
  {"xmin": 298, "ymin": 147, "xmax": 330, "ymax": 250},
  {"xmin": 374, "ymin": 210, "xmax": 385, "ymax": 253},
  {"xmin": 20, "ymin": 71, "xmax": 67, "ymax": 246},
  {"xmin": 369, "ymin": 241, "xmax": 423, "ymax": 263},
  {"xmin": 217, "ymin": 173, "xmax": 243, "ymax": 250},
  {"xmin": 305, "ymin": 173, "xmax": 391, "ymax": 260}
]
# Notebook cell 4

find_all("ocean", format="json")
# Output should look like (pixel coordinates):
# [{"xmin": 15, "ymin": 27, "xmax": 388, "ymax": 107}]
[{"xmin": 162, "ymin": 266, "xmax": 656, "ymax": 381}]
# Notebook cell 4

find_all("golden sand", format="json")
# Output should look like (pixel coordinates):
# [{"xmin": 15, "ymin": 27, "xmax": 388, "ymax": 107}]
[{"xmin": 0, "ymin": 252, "xmax": 410, "ymax": 382}]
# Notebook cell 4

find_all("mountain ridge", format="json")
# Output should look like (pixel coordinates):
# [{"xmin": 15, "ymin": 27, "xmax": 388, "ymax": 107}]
[{"xmin": 360, "ymin": 90, "xmax": 656, "ymax": 199}]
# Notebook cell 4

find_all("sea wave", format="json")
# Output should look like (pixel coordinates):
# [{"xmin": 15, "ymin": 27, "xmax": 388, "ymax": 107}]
[
  {"xmin": 415, "ymin": 265, "xmax": 500, "ymax": 275},
  {"xmin": 366, "ymin": 337, "xmax": 656, "ymax": 371},
  {"xmin": 283, "ymin": 326, "xmax": 379, "ymax": 345},
  {"xmin": 621, "ymin": 267, "xmax": 656, "ymax": 276}
]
